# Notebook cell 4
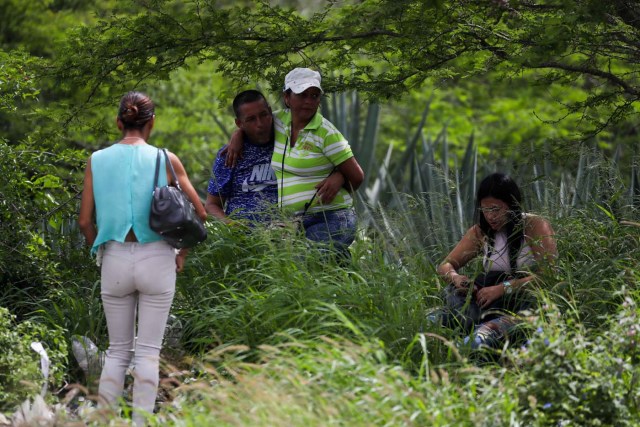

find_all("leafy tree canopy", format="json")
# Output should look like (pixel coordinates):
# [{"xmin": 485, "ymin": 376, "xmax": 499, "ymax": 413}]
[{"xmin": 55, "ymin": 0, "xmax": 640, "ymax": 139}]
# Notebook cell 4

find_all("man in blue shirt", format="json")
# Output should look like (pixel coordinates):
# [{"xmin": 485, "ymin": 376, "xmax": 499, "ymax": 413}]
[{"xmin": 205, "ymin": 90, "xmax": 278, "ymax": 223}]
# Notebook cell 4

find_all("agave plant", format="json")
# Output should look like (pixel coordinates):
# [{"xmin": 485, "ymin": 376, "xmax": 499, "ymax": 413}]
[{"xmin": 321, "ymin": 90, "xmax": 640, "ymax": 268}]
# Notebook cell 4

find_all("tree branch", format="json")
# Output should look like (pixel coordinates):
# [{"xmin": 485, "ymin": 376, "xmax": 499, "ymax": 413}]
[{"xmin": 532, "ymin": 61, "xmax": 640, "ymax": 97}]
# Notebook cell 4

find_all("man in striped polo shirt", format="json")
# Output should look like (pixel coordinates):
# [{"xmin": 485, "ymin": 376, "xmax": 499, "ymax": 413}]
[
  {"xmin": 273, "ymin": 68, "xmax": 364, "ymax": 260},
  {"xmin": 223, "ymin": 70, "xmax": 365, "ymax": 261}
]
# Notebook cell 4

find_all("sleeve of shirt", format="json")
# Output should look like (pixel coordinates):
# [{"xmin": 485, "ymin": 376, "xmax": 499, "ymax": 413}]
[
  {"xmin": 207, "ymin": 147, "xmax": 233, "ymax": 197},
  {"xmin": 322, "ymin": 123, "xmax": 354, "ymax": 166}
]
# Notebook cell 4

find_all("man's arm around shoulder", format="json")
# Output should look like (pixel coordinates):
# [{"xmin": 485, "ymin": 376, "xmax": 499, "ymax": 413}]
[
  {"xmin": 205, "ymin": 194, "xmax": 227, "ymax": 220},
  {"xmin": 206, "ymin": 148, "xmax": 232, "ymax": 221}
]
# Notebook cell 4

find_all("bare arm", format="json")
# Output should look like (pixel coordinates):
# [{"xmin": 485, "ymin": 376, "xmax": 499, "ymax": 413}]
[
  {"xmin": 205, "ymin": 194, "xmax": 227, "ymax": 220},
  {"xmin": 167, "ymin": 152, "xmax": 207, "ymax": 222},
  {"xmin": 78, "ymin": 156, "xmax": 97, "ymax": 248},
  {"xmin": 221, "ymin": 129, "xmax": 244, "ymax": 168},
  {"xmin": 437, "ymin": 225, "xmax": 483, "ymax": 289},
  {"xmin": 167, "ymin": 152, "xmax": 207, "ymax": 271},
  {"xmin": 315, "ymin": 170, "xmax": 345, "ymax": 204},
  {"xmin": 336, "ymin": 157, "xmax": 364, "ymax": 192},
  {"xmin": 525, "ymin": 214, "xmax": 558, "ymax": 266},
  {"xmin": 316, "ymin": 154, "xmax": 364, "ymax": 204}
]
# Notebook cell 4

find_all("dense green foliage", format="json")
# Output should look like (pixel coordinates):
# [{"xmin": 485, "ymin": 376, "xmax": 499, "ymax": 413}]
[
  {"xmin": 1, "ymin": 0, "xmax": 640, "ymax": 424},
  {"xmin": 52, "ymin": 0, "xmax": 640, "ymax": 139},
  {"xmin": 0, "ymin": 141, "xmax": 88, "ymax": 318},
  {"xmin": 0, "ymin": 307, "xmax": 67, "ymax": 411},
  {"xmin": 155, "ymin": 289, "xmax": 640, "ymax": 427},
  {"xmin": 512, "ymin": 297, "xmax": 640, "ymax": 425},
  {"xmin": 3, "ymin": 200, "xmax": 640, "ymax": 424}
]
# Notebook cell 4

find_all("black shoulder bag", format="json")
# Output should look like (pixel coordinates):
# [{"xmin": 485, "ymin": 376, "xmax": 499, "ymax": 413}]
[{"xmin": 149, "ymin": 149, "xmax": 207, "ymax": 248}]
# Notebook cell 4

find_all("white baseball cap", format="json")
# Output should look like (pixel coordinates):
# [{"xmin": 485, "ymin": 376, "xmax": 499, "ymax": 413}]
[{"xmin": 284, "ymin": 68, "xmax": 323, "ymax": 94}]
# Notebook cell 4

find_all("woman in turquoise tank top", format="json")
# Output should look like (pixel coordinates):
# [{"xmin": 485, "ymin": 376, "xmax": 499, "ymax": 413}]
[{"xmin": 78, "ymin": 91, "xmax": 206, "ymax": 425}]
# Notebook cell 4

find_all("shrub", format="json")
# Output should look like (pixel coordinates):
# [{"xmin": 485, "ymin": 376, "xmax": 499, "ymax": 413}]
[
  {"xmin": 0, "ymin": 306, "xmax": 68, "ymax": 411},
  {"xmin": 509, "ymin": 294, "xmax": 640, "ymax": 426},
  {"xmin": 159, "ymin": 335, "xmax": 516, "ymax": 427}
]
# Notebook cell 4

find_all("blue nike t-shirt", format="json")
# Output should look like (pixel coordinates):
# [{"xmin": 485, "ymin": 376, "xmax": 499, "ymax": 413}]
[{"xmin": 207, "ymin": 138, "xmax": 278, "ymax": 223}]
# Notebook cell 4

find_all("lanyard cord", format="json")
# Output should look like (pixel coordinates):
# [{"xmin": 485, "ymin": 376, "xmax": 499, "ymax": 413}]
[{"xmin": 280, "ymin": 135, "xmax": 288, "ymax": 210}]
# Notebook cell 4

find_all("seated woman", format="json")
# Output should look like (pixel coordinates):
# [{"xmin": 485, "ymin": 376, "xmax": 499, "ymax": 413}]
[{"xmin": 436, "ymin": 172, "xmax": 557, "ymax": 351}]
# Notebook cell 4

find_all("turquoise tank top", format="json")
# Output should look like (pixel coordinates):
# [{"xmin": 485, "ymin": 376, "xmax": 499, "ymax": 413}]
[{"xmin": 90, "ymin": 144, "xmax": 168, "ymax": 254}]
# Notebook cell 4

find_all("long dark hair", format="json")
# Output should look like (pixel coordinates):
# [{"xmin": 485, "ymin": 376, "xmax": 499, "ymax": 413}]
[{"xmin": 473, "ymin": 172, "xmax": 525, "ymax": 271}]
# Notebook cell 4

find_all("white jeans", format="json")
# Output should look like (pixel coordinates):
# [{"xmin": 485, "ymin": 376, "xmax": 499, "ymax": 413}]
[{"xmin": 98, "ymin": 240, "xmax": 176, "ymax": 425}]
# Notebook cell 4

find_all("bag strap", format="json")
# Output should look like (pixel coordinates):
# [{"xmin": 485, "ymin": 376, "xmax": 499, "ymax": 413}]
[
  {"xmin": 154, "ymin": 148, "xmax": 182, "ymax": 190},
  {"xmin": 153, "ymin": 149, "xmax": 161, "ymax": 190},
  {"xmin": 281, "ymin": 132, "xmax": 338, "ymax": 216}
]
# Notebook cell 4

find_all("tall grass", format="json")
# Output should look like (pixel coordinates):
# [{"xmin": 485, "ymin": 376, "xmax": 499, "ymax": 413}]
[
  {"xmin": 4, "ymin": 174, "xmax": 640, "ymax": 425},
  {"xmin": 173, "ymin": 221, "xmax": 442, "ymax": 366},
  {"xmin": 170, "ymin": 171, "xmax": 640, "ymax": 367},
  {"xmin": 156, "ymin": 335, "xmax": 517, "ymax": 427},
  {"xmin": 4, "ymin": 92, "xmax": 640, "ymax": 424},
  {"xmin": 149, "ymin": 288, "xmax": 640, "ymax": 426}
]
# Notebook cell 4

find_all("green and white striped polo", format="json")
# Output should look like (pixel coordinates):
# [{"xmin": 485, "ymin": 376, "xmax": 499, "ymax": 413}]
[{"xmin": 272, "ymin": 109, "xmax": 354, "ymax": 215}]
